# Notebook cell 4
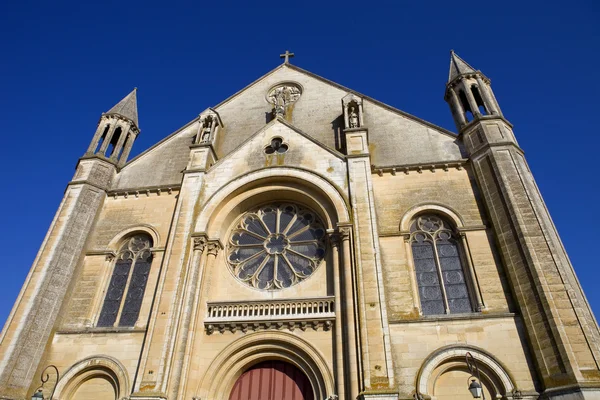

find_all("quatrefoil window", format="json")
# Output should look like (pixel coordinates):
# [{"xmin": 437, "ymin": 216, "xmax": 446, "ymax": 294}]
[
  {"xmin": 227, "ymin": 204, "xmax": 327, "ymax": 290},
  {"xmin": 265, "ymin": 137, "xmax": 288, "ymax": 155}
]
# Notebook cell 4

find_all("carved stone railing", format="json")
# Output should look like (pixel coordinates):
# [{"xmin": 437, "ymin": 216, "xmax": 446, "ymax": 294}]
[{"xmin": 204, "ymin": 297, "xmax": 335, "ymax": 334}]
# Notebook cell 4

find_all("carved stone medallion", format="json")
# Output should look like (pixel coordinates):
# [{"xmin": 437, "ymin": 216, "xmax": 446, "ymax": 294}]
[{"xmin": 267, "ymin": 83, "xmax": 302, "ymax": 117}]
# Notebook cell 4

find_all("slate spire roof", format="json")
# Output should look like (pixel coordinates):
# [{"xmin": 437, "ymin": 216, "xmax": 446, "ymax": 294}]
[
  {"xmin": 105, "ymin": 88, "xmax": 139, "ymax": 127},
  {"xmin": 448, "ymin": 50, "xmax": 477, "ymax": 83}
]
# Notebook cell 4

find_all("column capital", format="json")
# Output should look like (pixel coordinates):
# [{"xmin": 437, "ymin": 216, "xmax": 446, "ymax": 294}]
[
  {"xmin": 193, "ymin": 236, "xmax": 208, "ymax": 252},
  {"xmin": 337, "ymin": 224, "xmax": 352, "ymax": 241},
  {"xmin": 327, "ymin": 229, "xmax": 341, "ymax": 248},
  {"xmin": 206, "ymin": 239, "xmax": 223, "ymax": 256}
]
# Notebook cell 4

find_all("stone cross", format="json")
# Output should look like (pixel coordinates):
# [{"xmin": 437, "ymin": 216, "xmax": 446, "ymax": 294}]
[{"xmin": 280, "ymin": 50, "xmax": 295, "ymax": 64}]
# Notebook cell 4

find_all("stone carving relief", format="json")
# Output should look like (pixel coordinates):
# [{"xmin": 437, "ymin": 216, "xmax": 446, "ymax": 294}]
[{"xmin": 267, "ymin": 83, "xmax": 302, "ymax": 117}]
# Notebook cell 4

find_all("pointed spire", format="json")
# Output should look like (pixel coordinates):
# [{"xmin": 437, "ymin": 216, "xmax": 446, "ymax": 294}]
[
  {"xmin": 105, "ymin": 88, "xmax": 138, "ymax": 127},
  {"xmin": 448, "ymin": 50, "xmax": 477, "ymax": 83}
]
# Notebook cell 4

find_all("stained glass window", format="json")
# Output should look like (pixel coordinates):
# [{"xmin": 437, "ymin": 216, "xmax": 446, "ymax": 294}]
[
  {"xmin": 98, "ymin": 234, "xmax": 153, "ymax": 327},
  {"xmin": 227, "ymin": 204, "xmax": 326, "ymax": 290},
  {"xmin": 410, "ymin": 215, "xmax": 473, "ymax": 315}
]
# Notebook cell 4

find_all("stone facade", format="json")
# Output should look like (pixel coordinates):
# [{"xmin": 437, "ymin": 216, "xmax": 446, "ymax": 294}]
[{"xmin": 0, "ymin": 53, "xmax": 598, "ymax": 400}]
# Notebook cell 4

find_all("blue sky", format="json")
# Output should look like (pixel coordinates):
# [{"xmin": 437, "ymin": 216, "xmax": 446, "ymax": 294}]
[{"xmin": 1, "ymin": 0, "xmax": 599, "ymax": 328}]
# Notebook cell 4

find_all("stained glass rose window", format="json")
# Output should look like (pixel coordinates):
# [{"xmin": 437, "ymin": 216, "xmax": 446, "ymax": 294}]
[{"xmin": 227, "ymin": 204, "xmax": 327, "ymax": 290}]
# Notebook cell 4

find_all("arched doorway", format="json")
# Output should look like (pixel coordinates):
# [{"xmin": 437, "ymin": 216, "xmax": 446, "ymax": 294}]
[{"xmin": 229, "ymin": 361, "xmax": 314, "ymax": 400}]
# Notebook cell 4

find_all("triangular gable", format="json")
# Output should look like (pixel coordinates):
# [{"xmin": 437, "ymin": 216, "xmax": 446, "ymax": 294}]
[{"xmin": 200, "ymin": 118, "xmax": 348, "ymax": 204}]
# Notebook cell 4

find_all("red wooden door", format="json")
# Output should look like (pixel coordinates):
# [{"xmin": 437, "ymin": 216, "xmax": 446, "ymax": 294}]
[{"xmin": 228, "ymin": 360, "xmax": 314, "ymax": 400}]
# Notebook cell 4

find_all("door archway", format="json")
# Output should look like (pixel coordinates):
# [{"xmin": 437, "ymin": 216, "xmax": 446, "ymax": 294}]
[{"xmin": 229, "ymin": 360, "xmax": 314, "ymax": 400}]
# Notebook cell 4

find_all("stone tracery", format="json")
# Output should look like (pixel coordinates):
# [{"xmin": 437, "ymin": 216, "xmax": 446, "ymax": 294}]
[{"xmin": 227, "ymin": 203, "xmax": 326, "ymax": 290}]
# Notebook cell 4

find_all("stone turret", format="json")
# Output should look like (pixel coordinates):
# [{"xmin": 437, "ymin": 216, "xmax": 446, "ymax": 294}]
[
  {"xmin": 446, "ymin": 51, "xmax": 600, "ymax": 400},
  {"xmin": 86, "ymin": 88, "xmax": 140, "ymax": 167}
]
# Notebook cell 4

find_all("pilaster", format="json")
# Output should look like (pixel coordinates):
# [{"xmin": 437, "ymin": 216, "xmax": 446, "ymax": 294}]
[
  {"xmin": 131, "ymin": 156, "xmax": 209, "ymax": 398},
  {"xmin": 344, "ymin": 126, "xmax": 396, "ymax": 393}
]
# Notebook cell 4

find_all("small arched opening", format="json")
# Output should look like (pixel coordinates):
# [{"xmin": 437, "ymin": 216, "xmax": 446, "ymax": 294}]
[
  {"xmin": 95, "ymin": 124, "xmax": 110, "ymax": 154},
  {"xmin": 53, "ymin": 356, "xmax": 129, "ymax": 400},
  {"xmin": 417, "ymin": 346, "xmax": 516, "ymax": 400},
  {"xmin": 105, "ymin": 126, "xmax": 122, "ymax": 158},
  {"xmin": 458, "ymin": 90, "xmax": 474, "ymax": 122},
  {"xmin": 471, "ymin": 85, "xmax": 488, "ymax": 116}
]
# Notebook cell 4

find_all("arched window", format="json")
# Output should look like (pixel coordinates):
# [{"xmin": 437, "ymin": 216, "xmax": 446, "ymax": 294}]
[
  {"xmin": 97, "ymin": 234, "xmax": 153, "ymax": 327},
  {"xmin": 410, "ymin": 214, "xmax": 473, "ymax": 315}
]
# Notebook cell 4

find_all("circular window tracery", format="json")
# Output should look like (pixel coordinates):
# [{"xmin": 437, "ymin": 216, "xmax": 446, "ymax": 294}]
[{"xmin": 227, "ymin": 204, "xmax": 327, "ymax": 290}]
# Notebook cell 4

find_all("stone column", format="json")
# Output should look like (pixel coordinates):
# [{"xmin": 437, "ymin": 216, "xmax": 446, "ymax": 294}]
[
  {"xmin": 340, "ymin": 226, "xmax": 359, "ymax": 400},
  {"xmin": 459, "ymin": 232, "xmax": 484, "ymax": 311},
  {"xmin": 179, "ymin": 239, "xmax": 221, "ymax": 398},
  {"xmin": 475, "ymin": 76, "xmax": 498, "ymax": 115},
  {"xmin": 118, "ymin": 132, "xmax": 136, "ymax": 166},
  {"xmin": 464, "ymin": 85, "xmax": 481, "ymax": 118},
  {"xmin": 167, "ymin": 236, "xmax": 208, "ymax": 398},
  {"xmin": 328, "ymin": 231, "xmax": 346, "ymax": 400},
  {"xmin": 98, "ymin": 123, "xmax": 117, "ymax": 155},
  {"xmin": 87, "ymin": 119, "xmax": 107, "ymax": 154},
  {"xmin": 449, "ymin": 87, "xmax": 467, "ymax": 128}
]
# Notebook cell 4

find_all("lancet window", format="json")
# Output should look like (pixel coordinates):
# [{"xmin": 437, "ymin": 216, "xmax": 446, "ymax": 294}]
[
  {"xmin": 410, "ymin": 214, "xmax": 473, "ymax": 315},
  {"xmin": 97, "ymin": 234, "xmax": 153, "ymax": 327}
]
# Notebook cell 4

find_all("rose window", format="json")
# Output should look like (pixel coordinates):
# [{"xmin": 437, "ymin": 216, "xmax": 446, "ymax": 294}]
[{"xmin": 227, "ymin": 204, "xmax": 327, "ymax": 290}]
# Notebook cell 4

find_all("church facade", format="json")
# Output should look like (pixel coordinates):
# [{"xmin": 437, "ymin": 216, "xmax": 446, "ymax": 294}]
[{"xmin": 1, "ymin": 52, "xmax": 599, "ymax": 400}]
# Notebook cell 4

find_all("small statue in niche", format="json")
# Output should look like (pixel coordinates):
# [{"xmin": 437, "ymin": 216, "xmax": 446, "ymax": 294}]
[
  {"xmin": 348, "ymin": 105, "xmax": 360, "ymax": 128},
  {"xmin": 200, "ymin": 117, "xmax": 213, "ymax": 143}
]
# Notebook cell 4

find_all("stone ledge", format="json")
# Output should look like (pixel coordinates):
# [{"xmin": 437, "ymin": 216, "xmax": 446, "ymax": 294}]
[
  {"xmin": 389, "ymin": 312, "xmax": 516, "ymax": 324},
  {"xmin": 55, "ymin": 327, "xmax": 147, "ymax": 335}
]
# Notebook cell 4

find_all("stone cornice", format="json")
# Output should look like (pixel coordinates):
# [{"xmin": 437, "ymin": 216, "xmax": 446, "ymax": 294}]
[
  {"xmin": 107, "ymin": 185, "xmax": 181, "ymax": 199},
  {"xmin": 457, "ymin": 114, "xmax": 514, "ymax": 135},
  {"xmin": 371, "ymin": 159, "xmax": 468, "ymax": 176},
  {"xmin": 67, "ymin": 180, "xmax": 110, "ymax": 192},
  {"xmin": 445, "ymin": 70, "xmax": 491, "ymax": 92}
]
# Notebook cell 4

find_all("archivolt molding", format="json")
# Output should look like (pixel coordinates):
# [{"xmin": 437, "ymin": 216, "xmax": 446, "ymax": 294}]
[
  {"xmin": 400, "ymin": 203, "xmax": 466, "ymax": 233},
  {"xmin": 194, "ymin": 167, "xmax": 351, "ymax": 237},
  {"xmin": 416, "ymin": 345, "xmax": 515, "ymax": 397},
  {"xmin": 195, "ymin": 331, "xmax": 334, "ymax": 400},
  {"xmin": 107, "ymin": 224, "xmax": 161, "ymax": 251},
  {"xmin": 53, "ymin": 355, "xmax": 129, "ymax": 400}
]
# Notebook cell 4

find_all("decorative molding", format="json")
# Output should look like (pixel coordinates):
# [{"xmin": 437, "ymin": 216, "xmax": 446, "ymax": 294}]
[
  {"xmin": 206, "ymin": 240, "xmax": 222, "ymax": 256},
  {"xmin": 193, "ymin": 236, "xmax": 207, "ymax": 252},
  {"xmin": 380, "ymin": 225, "xmax": 487, "ymax": 238},
  {"xmin": 109, "ymin": 185, "xmax": 180, "ymax": 199},
  {"xmin": 327, "ymin": 230, "xmax": 341, "ymax": 248},
  {"xmin": 338, "ymin": 226, "xmax": 351, "ymax": 241},
  {"xmin": 204, "ymin": 297, "xmax": 335, "ymax": 334},
  {"xmin": 371, "ymin": 160, "xmax": 468, "ymax": 176}
]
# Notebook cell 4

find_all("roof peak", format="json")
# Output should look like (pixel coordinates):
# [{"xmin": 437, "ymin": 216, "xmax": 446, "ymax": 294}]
[
  {"xmin": 448, "ymin": 50, "xmax": 477, "ymax": 83},
  {"xmin": 105, "ymin": 88, "xmax": 138, "ymax": 127}
]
